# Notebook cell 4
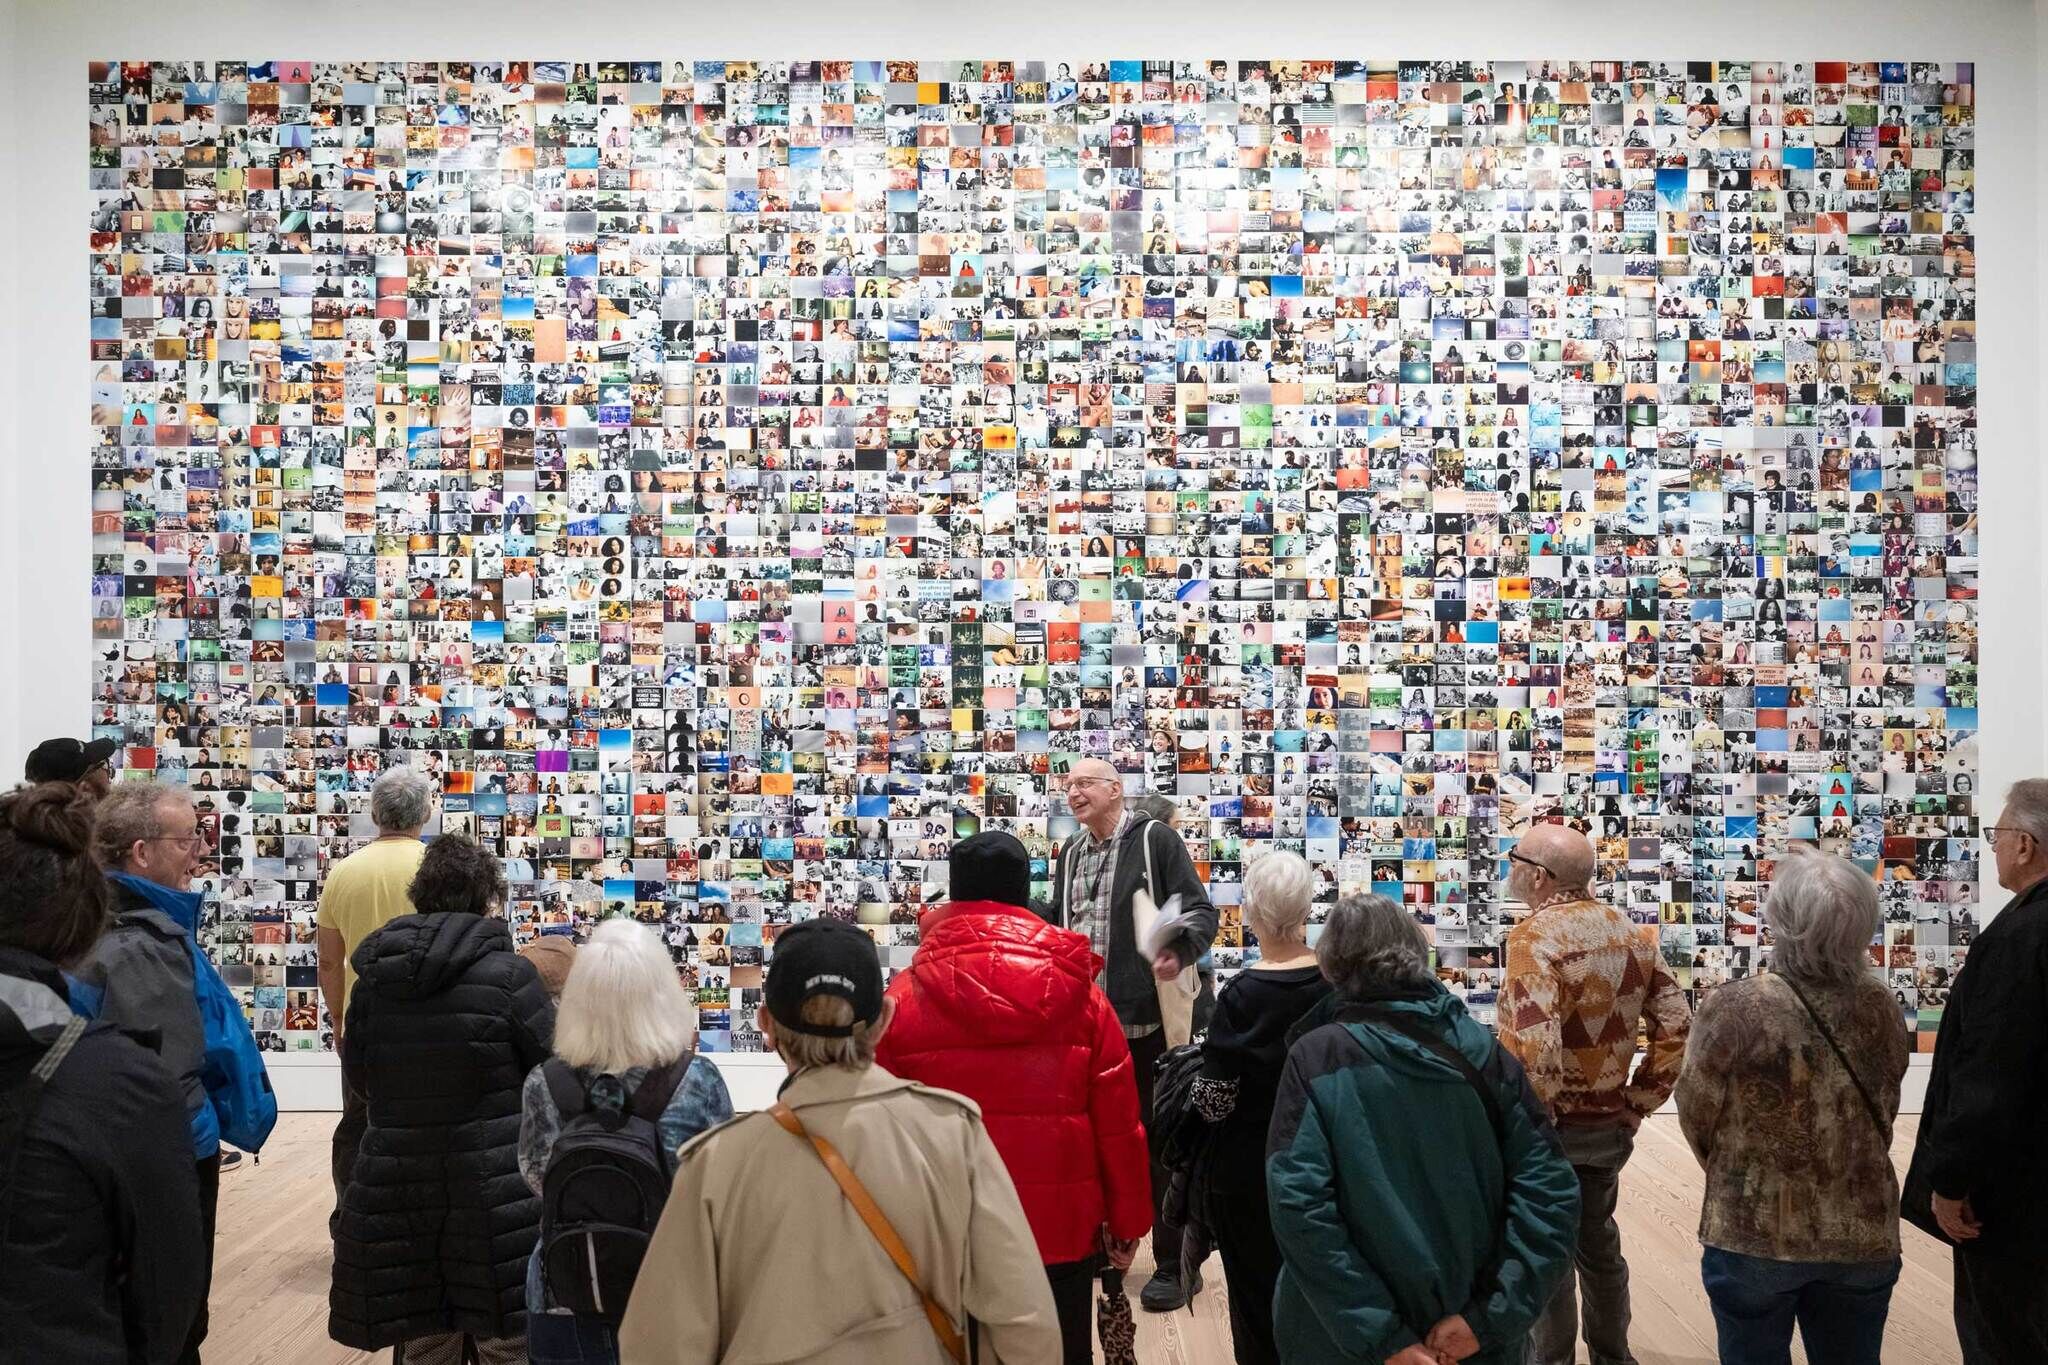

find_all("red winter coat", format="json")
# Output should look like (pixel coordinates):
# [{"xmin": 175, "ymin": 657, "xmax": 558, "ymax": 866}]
[{"xmin": 877, "ymin": 900, "xmax": 1153, "ymax": 1264}]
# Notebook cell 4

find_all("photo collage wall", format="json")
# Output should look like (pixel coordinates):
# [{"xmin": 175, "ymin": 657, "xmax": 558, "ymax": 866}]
[{"xmin": 89, "ymin": 58, "xmax": 1979, "ymax": 1053}]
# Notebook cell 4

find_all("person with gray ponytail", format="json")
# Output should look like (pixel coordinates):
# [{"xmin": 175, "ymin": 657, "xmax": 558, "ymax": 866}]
[{"xmin": 1265, "ymin": 894, "xmax": 1579, "ymax": 1365}]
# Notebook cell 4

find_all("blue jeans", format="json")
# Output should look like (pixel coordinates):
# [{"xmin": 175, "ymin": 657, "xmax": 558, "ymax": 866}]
[{"xmin": 1701, "ymin": 1246, "xmax": 1899, "ymax": 1365}]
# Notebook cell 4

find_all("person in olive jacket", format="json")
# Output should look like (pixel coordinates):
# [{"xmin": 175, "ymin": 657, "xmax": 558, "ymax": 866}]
[
  {"xmin": 1266, "ymin": 895, "xmax": 1580, "ymax": 1365},
  {"xmin": 330, "ymin": 835, "xmax": 555, "ymax": 1363}
]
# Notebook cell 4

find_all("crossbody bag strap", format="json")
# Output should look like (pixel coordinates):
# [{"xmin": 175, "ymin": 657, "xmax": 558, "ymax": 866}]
[
  {"xmin": 1346, "ymin": 1004, "xmax": 1508, "ymax": 1296},
  {"xmin": 1779, "ymin": 975, "xmax": 1888, "ymax": 1136},
  {"xmin": 1142, "ymin": 818, "xmax": 1158, "ymax": 906},
  {"xmin": 769, "ymin": 1102, "xmax": 967, "ymax": 1365},
  {"xmin": 1348, "ymin": 1005, "xmax": 1506, "ymax": 1144},
  {"xmin": 0, "ymin": 1017, "xmax": 87, "ymax": 1232}
]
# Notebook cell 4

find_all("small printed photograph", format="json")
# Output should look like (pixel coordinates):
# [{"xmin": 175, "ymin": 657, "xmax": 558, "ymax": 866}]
[{"xmin": 85, "ymin": 56, "xmax": 1980, "ymax": 1051}]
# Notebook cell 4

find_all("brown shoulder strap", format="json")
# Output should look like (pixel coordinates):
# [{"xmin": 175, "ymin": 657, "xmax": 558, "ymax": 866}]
[{"xmin": 769, "ymin": 1102, "xmax": 967, "ymax": 1364}]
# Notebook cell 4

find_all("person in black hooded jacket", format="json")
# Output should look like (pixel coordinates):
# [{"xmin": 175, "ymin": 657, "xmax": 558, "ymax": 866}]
[
  {"xmin": 0, "ymin": 783, "xmax": 206, "ymax": 1364},
  {"xmin": 330, "ymin": 834, "xmax": 554, "ymax": 1364}
]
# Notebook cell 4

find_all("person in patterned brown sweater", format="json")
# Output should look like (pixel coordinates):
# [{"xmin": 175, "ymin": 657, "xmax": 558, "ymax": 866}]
[
  {"xmin": 1498, "ymin": 821, "xmax": 1692, "ymax": 1365},
  {"xmin": 1676, "ymin": 844, "xmax": 1908, "ymax": 1365}
]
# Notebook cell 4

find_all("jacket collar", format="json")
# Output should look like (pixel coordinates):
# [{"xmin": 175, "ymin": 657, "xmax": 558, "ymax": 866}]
[
  {"xmin": 917, "ymin": 898, "xmax": 1034, "ymax": 935},
  {"xmin": 776, "ymin": 1060, "xmax": 921, "ymax": 1109},
  {"xmin": 108, "ymin": 871, "xmax": 204, "ymax": 933}
]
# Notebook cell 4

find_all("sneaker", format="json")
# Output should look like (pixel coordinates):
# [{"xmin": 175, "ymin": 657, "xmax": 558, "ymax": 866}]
[
  {"xmin": 1139, "ymin": 1266, "xmax": 1202, "ymax": 1313},
  {"xmin": 218, "ymin": 1149, "xmax": 244, "ymax": 1172}
]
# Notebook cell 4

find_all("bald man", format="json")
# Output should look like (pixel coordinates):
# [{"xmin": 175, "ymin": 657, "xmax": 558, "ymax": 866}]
[
  {"xmin": 1048, "ymin": 757, "xmax": 1217, "ymax": 1311},
  {"xmin": 1500, "ymin": 821, "xmax": 1691, "ymax": 1365}
]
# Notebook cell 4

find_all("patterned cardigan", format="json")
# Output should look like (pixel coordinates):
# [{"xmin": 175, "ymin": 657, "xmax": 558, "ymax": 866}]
[
  {"xmin": 1498, "ymin": 897, "xmax": 1692, "ymax": 1125},
  {"xmin": 1676, "ymin": 972, "xmax": 1909, "ymax": 1262}
]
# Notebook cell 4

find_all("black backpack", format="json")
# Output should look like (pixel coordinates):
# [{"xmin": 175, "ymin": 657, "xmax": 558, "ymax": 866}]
[{"xmin": 537, "ymin": 1051, "xmax": 692, "ymax": 1322}]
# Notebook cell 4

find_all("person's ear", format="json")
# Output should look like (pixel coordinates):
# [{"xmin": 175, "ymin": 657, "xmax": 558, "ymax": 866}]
[
  {"xmin": 755, "ymin": 1004, "xmax": 776, "ymax": 1047},
  {"xmin": 869, "ymin": 995, "xmax": 898, "ymax": 1046}
]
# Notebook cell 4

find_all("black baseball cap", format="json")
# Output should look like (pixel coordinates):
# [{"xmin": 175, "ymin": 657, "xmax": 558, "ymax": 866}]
[
  {"xmin": 765, "ymin": 918, "xmax": 884, "ymax": 1038},
  {"xmin": 25, "ymin": 737, "xmax": 120, "ymax": 784}
]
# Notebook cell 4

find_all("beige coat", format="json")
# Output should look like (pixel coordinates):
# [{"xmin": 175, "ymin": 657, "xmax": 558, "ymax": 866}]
[{"xmin": 617, "ymin": 1063, "xmax": 1060, "ymax": 1365}]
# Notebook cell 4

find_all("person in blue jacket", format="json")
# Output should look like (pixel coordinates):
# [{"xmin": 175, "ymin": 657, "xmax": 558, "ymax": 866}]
[
  {"xmin": 85, "ymin": 781, "xmax": 277, "ymax": 1365},
  {"xmin": 1266, "ymin": 894, "xmax": 1580, "ymax": 1365}
]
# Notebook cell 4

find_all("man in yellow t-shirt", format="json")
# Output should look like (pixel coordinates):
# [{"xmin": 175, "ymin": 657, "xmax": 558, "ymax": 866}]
[{"xmin": 319, "ymin": 766, "xmax": 434, "ymax": 1198}]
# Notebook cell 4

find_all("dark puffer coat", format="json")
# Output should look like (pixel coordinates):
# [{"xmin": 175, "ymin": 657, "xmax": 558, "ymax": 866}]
[{"xmin": 330, "ymin": 912, "xmax": 554, "ymax": 1349}]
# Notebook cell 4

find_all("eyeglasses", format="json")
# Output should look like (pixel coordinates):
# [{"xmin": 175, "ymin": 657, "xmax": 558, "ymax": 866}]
[
  {"xmin": 147, "ymin": 831, "xmax": 203, "ymax": 848},
  {"xmin": 1065, "ymin": 776, "xmax": 1120, "ymax": 790},
  {"xmin": 1986, "ymin": 826, "xmax": 2032, "ymax": 849},
  {"xmin": 1507, "ymin": 849, "xmax": 1555, "ymax": 877}
]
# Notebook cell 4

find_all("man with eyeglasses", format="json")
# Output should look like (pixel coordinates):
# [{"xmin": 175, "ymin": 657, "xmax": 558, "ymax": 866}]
[
  {"xmin": 1906, "ymin": 780, "xmax": 2048, "ymax": 1362},
  {"xmin": 1499, "ymin": 821, "xmax": 1691, "ymax": 1365},
  {"xmin": 83, "ymin": 781, "xmax": 275, "ymax": 1365},
  {"xmin": 1048, "ymin": 756, "xmax": 1217, "ymax": 1312}
]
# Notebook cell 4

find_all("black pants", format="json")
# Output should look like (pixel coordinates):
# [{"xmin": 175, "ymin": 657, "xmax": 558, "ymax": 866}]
[
  {"xmin": 332, "ymin": 1055, "xmax": 368, "ymax": 1203},
  {"xmin": 179, "ymin": 1152, "xmax": 221, "ymax": 1365},
  {"xmin": 1127, "ymin": 1027, "xmax": 1187, "ymax": 1270},
  {"xmin": 1046, "ymin": 1257, "xmax": 1103, "ymax": 1365},
  {"xmin": 1955, "ymin": 1240, "xmax": 2048, "ymax": 1364},
  {"xmin": 1210, "ymin": 1162, "xmax": 1282, "ymax": 1365}
]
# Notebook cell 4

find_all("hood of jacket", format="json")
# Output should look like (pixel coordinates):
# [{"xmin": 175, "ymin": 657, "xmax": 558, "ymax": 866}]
[
  {"xmin": 905, "ymin": 900, "xmax": 1099, "ymax": 1045},
  {"xmin": 1332, "ymin": 985, "xmax": 1489, "ymax": 1083},
  {"xmin": 351, "ymin": 911, "xmax": 513, "ymax": 1000},
  {"xmin": 0, "ymin": 947, "xmax": 76, "ymax": 1067}
]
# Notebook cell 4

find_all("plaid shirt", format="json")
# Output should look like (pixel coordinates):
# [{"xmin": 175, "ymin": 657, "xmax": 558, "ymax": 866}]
[{"xmin": 1066, "ymin": 810, "xmax": 1158, "ymax": 1040}]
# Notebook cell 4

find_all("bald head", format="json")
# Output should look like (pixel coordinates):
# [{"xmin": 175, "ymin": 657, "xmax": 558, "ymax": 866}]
[
  {"xmin": 1512, "ymin": 821, "xmax": 1596, "ymax": 905},
  {"xmin": 1065, "ymin": 757, "xmax": 1126, "ymax": 839}
]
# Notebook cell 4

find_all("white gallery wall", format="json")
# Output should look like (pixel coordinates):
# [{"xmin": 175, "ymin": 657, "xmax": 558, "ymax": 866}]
[{"xmin": 3, "ymin": 0, "xmax": 2044, "ymax": 1112}]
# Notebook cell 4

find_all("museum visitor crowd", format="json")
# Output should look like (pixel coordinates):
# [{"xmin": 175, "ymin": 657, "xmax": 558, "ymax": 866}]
[{"xmin": 0, "ymin": 735, "xmax": 2045, "ymax": 1365}]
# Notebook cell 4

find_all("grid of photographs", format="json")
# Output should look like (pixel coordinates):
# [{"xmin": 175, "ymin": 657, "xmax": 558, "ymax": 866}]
[{"xmin": 89, "ymin": 58, "xmax": 1979, "ymax": 1054}]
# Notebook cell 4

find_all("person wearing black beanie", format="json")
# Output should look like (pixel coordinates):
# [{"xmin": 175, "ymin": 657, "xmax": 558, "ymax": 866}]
[{"xmin": 877, "ymin": 828, "xmax": 1154, "ymax": 1365}]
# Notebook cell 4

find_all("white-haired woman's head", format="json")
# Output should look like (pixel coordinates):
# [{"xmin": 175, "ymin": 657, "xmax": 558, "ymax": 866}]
[
  {"xmin": 553, "ymin": 918, "xmax": 695, "ymax": 1073},
  {"xmin": 1243, "ymin": 849, "xmax": 1314, "ymax": 946},
  {"xmin": 1766, "ymin": 845, "xmax": 1879, "ymax": 987}
]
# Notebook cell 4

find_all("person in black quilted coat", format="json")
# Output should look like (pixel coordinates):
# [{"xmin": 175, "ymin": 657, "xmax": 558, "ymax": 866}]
[{"xmin": 330, "ymin": 834, "xmax": 554, "ymax": 1362}]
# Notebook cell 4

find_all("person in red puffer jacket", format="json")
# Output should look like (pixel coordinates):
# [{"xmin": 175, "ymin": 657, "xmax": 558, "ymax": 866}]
[{"xmin": 878, "ymin": 831, "xmax": 1154, "ymax": 1365}]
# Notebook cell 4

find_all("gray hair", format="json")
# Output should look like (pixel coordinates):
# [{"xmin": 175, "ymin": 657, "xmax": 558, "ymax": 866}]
[
  {"xmin": 369, "ymin": 766, "xmax": 435, "ymax": 833},
  {"xmin": 93, "ymin": 781, "xmax": 191, "ymax": 870},
  {"xmin": 1999, "ymin": 779, "xmax": 2048, "ymax": 848},
  {"xmin": 1766, "ymin": 847, "xmax": 1880, "ymax": 987},
  {"xmin": 774, "ymin": 995, "xmax": 878, "ymax": 1072},
  {"xmin": 1316, "ymin": 894, "xmax": 1433, "ymax": 998},
  {"xmin": 1243, "ymin": 849, "xmax": 1314, "ymax": 944},
  {"xmin": 1128, "ymin": 792, "xmax": 1177, "ymax": 825}
]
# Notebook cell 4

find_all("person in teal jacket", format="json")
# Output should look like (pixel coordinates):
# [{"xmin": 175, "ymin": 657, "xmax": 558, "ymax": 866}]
[{"xmin": 1266, "ymin": 894, "xmax": 1580, "ymax": 1365}]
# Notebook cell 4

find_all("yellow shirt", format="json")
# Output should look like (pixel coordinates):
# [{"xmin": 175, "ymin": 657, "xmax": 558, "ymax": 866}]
[{"xmin": 316, "ymin": 837, "xmax": 428, "ymax": 1010}]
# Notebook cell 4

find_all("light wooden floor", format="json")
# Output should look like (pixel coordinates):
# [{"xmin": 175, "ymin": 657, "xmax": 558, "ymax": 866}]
[{"xmin": 212, "ymin": 1113, "xmax": 1959, "ymax": 1364}]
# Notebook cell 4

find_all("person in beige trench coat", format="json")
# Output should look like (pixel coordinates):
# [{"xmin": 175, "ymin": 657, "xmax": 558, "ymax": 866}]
[{"xmin": 617, "ymin": 918, "xmax": 1060, "ymax": 1365}]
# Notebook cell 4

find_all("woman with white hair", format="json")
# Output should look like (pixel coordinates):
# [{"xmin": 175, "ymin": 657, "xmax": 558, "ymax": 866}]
[
  {"xmin": 517, "ymin": 919, "xmax": 733, "ymax": 1365},
  {"xmin": 1676, "ymin": 845, "xmax": 1909, "ymax": 1365},
  {"xmin": 1188, "ymin": 850, "xmax": 1333, "ymax": 1365}
]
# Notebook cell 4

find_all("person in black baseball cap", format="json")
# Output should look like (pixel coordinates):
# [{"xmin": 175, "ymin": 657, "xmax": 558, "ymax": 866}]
[
  {"xmin": 762, "ymin": 916, "xmax": 887, "ymax": 1043},
  {"xmin": 24, "ymin": 737, "xmax": 120, "ymax": 799}
]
